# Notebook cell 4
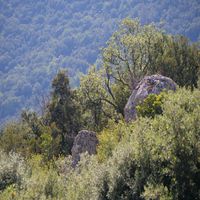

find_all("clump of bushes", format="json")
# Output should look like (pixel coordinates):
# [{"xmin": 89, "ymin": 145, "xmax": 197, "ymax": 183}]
[
  {"xmin": 0, "ymin": 151, "xmax": 26, "ymax": 191},
  {"xmin": 95, "ymin": 88, "xmax": 200, "ymax": 200},
  {"xmin": 0, "ymin": 88, "xmax": 199, "ymax": 199}
]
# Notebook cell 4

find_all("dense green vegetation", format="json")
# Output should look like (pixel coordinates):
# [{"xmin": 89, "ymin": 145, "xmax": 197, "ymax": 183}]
[
  {"xmin": 0, "ymin": 88, "xmax": 200, "ymax": 199},
  {"xmin": 1, "ymin": 0, "xmax": 200, "ymax": 125},
  {"xmin": 0, "ymin": 17, "xmax": 200, "ymax": 199}
]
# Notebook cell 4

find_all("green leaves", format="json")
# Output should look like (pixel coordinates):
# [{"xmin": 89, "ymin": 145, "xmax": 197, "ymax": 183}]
[
  {"xmin": 96, "ymin": 88, "xmax": 200, "ymax": 199},
  {"xmin": 47, "ymin": 70, "xmax": 81, "ymax": 155},
  {"xmin": 79, "ymin": 66, "xmax": 107, "ymax": 131},
  {"xmin": 102, "ymin": 18, "xmax": 200, "ymax": 90},
  {"xmin": 136, "ymin": 93, "xmax": 164, "ymax": 118},
  {"xmin": 0, "ymin": 88, "xmax": 200, "ymax": 200}
]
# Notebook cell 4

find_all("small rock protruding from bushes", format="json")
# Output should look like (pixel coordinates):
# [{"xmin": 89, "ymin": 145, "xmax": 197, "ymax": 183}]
[
  {"xmin": 71, "ymin": 130, "xmax": 98, "ymax": 167},
  {"xmin": 124, "ymin": 74, "xmax": 177, "ymax": 122}
]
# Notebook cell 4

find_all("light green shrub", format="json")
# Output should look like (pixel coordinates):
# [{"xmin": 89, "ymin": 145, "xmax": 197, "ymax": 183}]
[
  {"xmin": 142, "ymin": 183, "xmax": 172, "ymax": 200},
  {"xmin": 96, "ymin": 88, "xmax": 200, "ymax": 200},
  {"xmin": 0, "ymin": 88, "xmax": 199, "ymax": 200},
  {"xmin": 136, "ymin": 93, "xmax": 164, "ymax": 118}
]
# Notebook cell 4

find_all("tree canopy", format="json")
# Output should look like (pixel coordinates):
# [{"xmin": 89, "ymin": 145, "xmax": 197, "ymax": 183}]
[
  {"xmin": 1, "ymin": 0, "xmax": 200, "ymax": 125},
  {"xmin": 0, "ymin": 10, "xmax": 200, "ymax": 199}
]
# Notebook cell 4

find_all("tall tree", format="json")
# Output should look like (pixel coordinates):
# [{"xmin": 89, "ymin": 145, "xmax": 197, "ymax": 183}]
[
  {"xmin": 80, "ymin": 19, "xmax": 200, "ymax": 125},
  {"xmin": 79, "ymin": 66, "xmax": 131, "ymax": 130},
  {"xmin": 46, "ymin": 70, "xmax": 80, "ymax": 154},
  {"xmin": 102, "ymin": 18, "xmax": 200, "ymax": 90}
]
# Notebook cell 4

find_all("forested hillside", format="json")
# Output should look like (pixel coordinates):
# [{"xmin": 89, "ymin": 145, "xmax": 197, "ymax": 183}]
[
  {"xmin": 0, "ymin": 0, "xmax": 200, "ymax": 124},
  {"xmin": 0, "ymin": 17, "xmax": 200, "ymax": 199}
]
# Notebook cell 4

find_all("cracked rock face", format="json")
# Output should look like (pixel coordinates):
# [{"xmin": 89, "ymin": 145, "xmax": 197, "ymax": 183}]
[
  {"xmin": 71, "ymin": 130, "xmax": 98, "ymax": 167},
  {"xmin": 124, "ymin": 74, "xmax": 177, "ymax": 122}
]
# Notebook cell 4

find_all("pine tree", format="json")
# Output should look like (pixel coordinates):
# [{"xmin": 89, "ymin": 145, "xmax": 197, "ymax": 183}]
[{"xmin": 47, "ymin": 70, "xmax": 80, "ymax": 154}]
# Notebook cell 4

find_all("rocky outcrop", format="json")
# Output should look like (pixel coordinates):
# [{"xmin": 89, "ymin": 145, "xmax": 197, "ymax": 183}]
[
  {"xmin": 124, "ymin": 74, "xmax": 177, "ymax": 122},
  {"xmin": 71, "ymin": 130, "xmax": 98, "ymax": 167}
]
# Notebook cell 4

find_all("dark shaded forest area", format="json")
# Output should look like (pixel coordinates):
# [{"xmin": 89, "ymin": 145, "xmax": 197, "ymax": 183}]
[{"xmin": 0, "ymin": 0, "xmax": 200, "ymax": 125}]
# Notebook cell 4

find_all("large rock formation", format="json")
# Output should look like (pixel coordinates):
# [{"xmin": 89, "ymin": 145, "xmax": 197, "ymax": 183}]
[
  {"xmin": 124, "ymin": 74, "xmax": 177, "ymax": 122},
  {"xmin": 71, "ymin": 130, "xmax": 98, "ymax": 167}
]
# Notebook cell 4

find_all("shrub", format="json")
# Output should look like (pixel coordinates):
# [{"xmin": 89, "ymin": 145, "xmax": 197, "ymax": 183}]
[
  {"xmin": 136, "ymin": 93, "xmax": 164, "ymax": 118},
  {"xmin": 0, "ymin": 122, "xmax": 30, "ymax": 156},
  {"xmin": 142, "ymin": 183, "xmax": 172, "ymax": 200},
  {"xmin": 97, "ymin": 120, "xmax": 132, "ymax": 162},
  {"xmin": 0, "ymin": 151, "xmax": 26, "ymax": 191},
  {"xmin": 97, "ymin": 88, "xmax": 200, "ymax": 199},
  {"xmin": 0, "ymin": 88, "xmax": 199, "ymax": 200}
]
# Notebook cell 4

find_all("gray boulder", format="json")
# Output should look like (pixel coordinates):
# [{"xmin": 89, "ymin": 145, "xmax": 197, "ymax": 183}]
[
  {"xmin": 71, "ymin": 130, "xmax": 98, "ymax": 167},
  {"xmin": 124, "ymin": 74, "xmax": 177, "ymax": 122}
]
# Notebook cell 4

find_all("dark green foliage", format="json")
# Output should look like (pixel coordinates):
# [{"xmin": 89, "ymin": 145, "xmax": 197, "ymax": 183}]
[
  {"xmin": 0, "ymin": 151, "xmax": 26, "ymax": 192},
  {"xmin": 95, "ymin": 89, "xmax": 200, "ymax": 200},
  {"xmin": 21, "ymin": 110, "xmax": 61, "ymax": 159},
  {"xmin": 0, "ymin": 71, "xmax": 80, "ymax": 159},
  {"xmin": 80, "ymin": 19, "xmax": 199, "ymax": 131},
  {"xmin": 157, "ymin": 36, "xmax": 200, "ymax": 89},
  {"xmin": 0, "ymin": 73, "xmax": 200, "ymax": 200},
  {"xmin": 1, "ymin": 0, "xmax": 200, "ymax": 125},
  {"xmin": 0, "ymin": 171, "xmax": 17, "ymax": 191},
  {"xmin": 0, "ymin": 110, "xmax": 61, "ymax": 160},
  {"xmin": 0, "ymin": 122, "xmax": 28, "ymax": 155},
  {"xmin": 0, "ymin": 12, "xmax": 200, "ymax": 199},
  {"xmin": 47, "ymin": 70, "xmax": 72, "ymax": 132},
  {"xmin": 46, "ymin": 70, "xmax": 81, "ymax": 154},
  {"xmin": 102, "ymin": 19, "xmax": 200, "ymax": 90}
]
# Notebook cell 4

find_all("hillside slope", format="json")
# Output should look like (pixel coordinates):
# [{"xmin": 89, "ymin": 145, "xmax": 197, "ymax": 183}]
[{"xmin": 0, "ymin": 0, "xmax": 200, "ymax": 124}]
